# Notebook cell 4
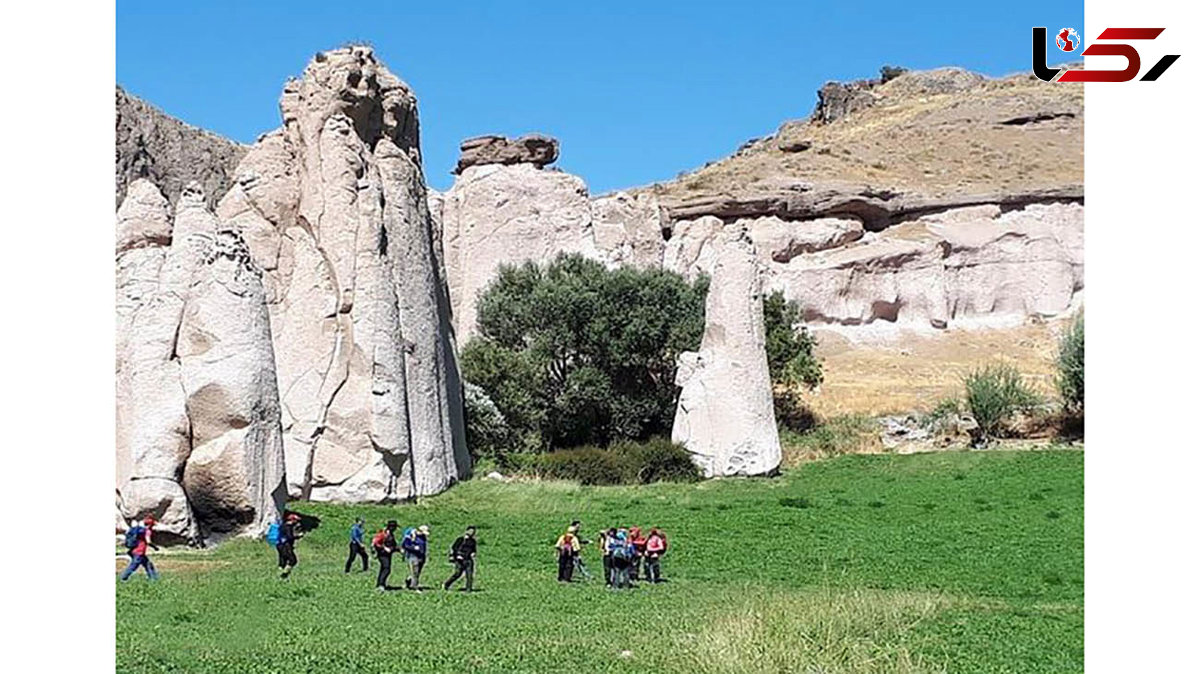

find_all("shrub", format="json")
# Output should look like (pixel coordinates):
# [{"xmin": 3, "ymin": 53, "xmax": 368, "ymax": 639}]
[
  {"xmin": 1057, "ymin": 314, "xmax": 1084, "ymax": 413},
  {"xmin": 463, "ymin": 254, "xmax": 708, "ymax": 451},
  {"xmin": 531, "ymin": 438, "xmax": 700, "ymax": 485},
  {"xmin": 963, "ymin": 364, "xmax": 1042, "ymax": 440},
  {"xmin": 535, "ymin": 447, "xmax": 631, "ymax": 485},
  {"xmin": 613, "ymin": 437, "xmax": 702, "ymax": 484},
  {"xmin": 779, "ymin": 415, "xmax": 878, "ymax": 465}
]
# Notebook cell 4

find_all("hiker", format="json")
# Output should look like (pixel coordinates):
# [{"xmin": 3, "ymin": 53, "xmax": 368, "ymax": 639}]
[
  {"xmin": 403, "ymin": 524, "xmax": 429, "ymax": 590},
  {"xmin": 570, "ymin": 520, "xmax": 592, "ymax": 580},
  {"xmin": 276, "ymin": 512, "xmax": 302, "ymax": 579},
  {"xmin": 119, "ymin": 516, "xmax": 160, "ymax": 581},
  {"xmin": 555, "ymin": 526, "xmax": 580, "ymax": 582},
  {"xmin": 607, "ymin": 529, "xmax": 633, "ymax": 589},
  {"xmin": 598, "ymin": 527, "xmax": 616, "ymax": 586},
  {"xmin": 644, "ymin": 527, "xmax": 667, "ymax": 583},
  {"xmin": 372, "ymin": 520, "xmax": 399, "ymax": 591},
  {"xmin": 345, "ymin": 517, "xmax": 368, "ymax": 573},
  {"xmin": 443, "ymin": 525, "xmax": 478, "ymax": 591},
  {"xmin": 630, "ymin": 526, "xmax": 647, "ymax": 581}
]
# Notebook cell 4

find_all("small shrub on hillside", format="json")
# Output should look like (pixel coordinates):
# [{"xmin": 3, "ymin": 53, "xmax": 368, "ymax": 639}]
[
  {"xmin": 1056, "ymin": 314, "xmax": 1084, "ymax": 414},
  {"xmin": 963, "ymin": 364, "xmax": 1042, "ymax": 440}
]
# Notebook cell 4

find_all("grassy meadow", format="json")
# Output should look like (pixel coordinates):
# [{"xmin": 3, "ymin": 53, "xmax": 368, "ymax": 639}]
[{"xmin": 115, "ymin": 449, "xmax": 1082, "ymax": 673}]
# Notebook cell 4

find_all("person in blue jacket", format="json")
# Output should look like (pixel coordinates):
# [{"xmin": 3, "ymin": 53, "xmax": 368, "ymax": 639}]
[
  {"xmin": 403, "ymin": 524, "xmax": 429, "ymax": 591},
  {"xmin": 344, "ymin": 517, "xmax": 368, "ymax": 573}
]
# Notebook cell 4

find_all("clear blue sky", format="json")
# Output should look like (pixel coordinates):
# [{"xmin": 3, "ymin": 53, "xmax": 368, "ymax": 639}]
[{"xmin": 117, "ymin": 1, "xmax": 1082, "ymax": 193}]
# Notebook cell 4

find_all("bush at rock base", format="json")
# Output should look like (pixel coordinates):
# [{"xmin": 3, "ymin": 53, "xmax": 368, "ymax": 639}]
[
  {"xmin": 531, "ymin": 438, "xmax": 701, "ymax": 485},
  {"xmin": 763, "ymin": 290, "xmax": 823, "ymax": 431}
]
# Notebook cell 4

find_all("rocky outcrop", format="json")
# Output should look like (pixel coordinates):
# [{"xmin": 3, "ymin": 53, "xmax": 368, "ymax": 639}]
[
  {"xmin": 117, "ymin": 182, "xmax": 285, "ymax": 543},
  {"xmin": 116, "ymin": 86, "xmax": 246, "ymax": 209},
  {"xmin": 454, "ymin": 134, "xmax": 559, "ymax": 173},
  {"xmin": 671, "ymin": 225, "xmax": 780, "ymax": 477},
  {"xmin": 813, "ymin": 67, "xmax": 986, "ymax": 124},
  {"xmin": 214, "ymin": 46, "xmax": 468, "ymax": 502},
  {"xmin": 117, "ymin": 47, "xmax": 470, "ymax": 538}
]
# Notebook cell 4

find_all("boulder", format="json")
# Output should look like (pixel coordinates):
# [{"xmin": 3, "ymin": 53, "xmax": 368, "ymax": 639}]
[
  {"xmin": 671, "ymin": 224, "xmax": 781, "ymax": 477},
  {"xmin": 454, "ymin": 134, "xmax": 559, "ymax": 173}
]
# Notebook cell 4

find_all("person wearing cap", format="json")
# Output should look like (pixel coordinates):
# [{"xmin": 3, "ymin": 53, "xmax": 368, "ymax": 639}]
[
  {"xmin": 344, "ymin": 517, "xmax": 368, "ymax": 574},
  {"xmin": 119, "ymin": 516, "xmax": 160, "ymax": 581},
  {"xmin": 443, "ymin": 525, "xmax": 478, "ymax": 591},
  {"xmin": 277, "ymin": 512, "xmax": 303, "ymax": 579},
  {"xmin": 374, "ymin": 520, "xmax": 399, "ymax": 591},
  {"xmin": 403, "ymin": 524, "xmax": 429, "ymax": 591},
  {"xmin": 554, "ymin": 525, "xmax": 581, "ymax": 582}
]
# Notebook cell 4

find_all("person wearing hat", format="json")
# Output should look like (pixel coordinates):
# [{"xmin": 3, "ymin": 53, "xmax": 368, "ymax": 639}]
[
  {"xmin": 119, "ymin": 516, "xmax": 160, "ymax": 581},
  {"xmin": 403, "ymin": 524, "xmax": 430, "ymax": 591},
  {"xmin": 443, "ymin": 525, "xmax": 478, "ymax": 591},
  {"xmin": 277, "ymin": 512, "xmax": 303, "ymax": 579},
  {"xmin": 374, "ymin": 520, "xmax": 399, "ymax": 591}
]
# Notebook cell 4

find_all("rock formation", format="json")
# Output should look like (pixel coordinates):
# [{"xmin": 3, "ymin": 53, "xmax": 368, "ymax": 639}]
[
  {"xmin": 671, "ymin": 225, "xmax": 781, "ymax": 477},
  {"xmin": 116, "ymin": 86, "xmax": 246, "ymax": 209},
  {"xmin": 117, "ymin": 47, "xmax": 470, "ymax": 541},
  {"xmin": 213, "ymin": 46, "xmax": 468, "ymax": 502},
  {"xmin": 117, "ymin": 181, "xmax": 286, "ymax": 543},
  {"xmin": 454, "ymin": 134, "xmax": 559, "ymax": 173}
]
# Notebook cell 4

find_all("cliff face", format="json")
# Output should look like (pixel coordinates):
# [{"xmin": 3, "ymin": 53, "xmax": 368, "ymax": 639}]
[
  {"xmin": 116, "ymin": 47, "xmax": 468, "ymax": 542},
  {"xmin": 116, "ymin": 86, "xmax": 247, "ymax": 209}
]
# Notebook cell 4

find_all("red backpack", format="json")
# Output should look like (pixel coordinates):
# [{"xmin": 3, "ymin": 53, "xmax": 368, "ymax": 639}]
[{"xmin": 371, "ymin": 529, "xmax": 388, "ymax": 549}]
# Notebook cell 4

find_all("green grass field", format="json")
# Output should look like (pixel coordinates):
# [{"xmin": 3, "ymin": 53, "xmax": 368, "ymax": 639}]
[{"xmin": 115, "ymin": 449, "xmax": 1083, "ymax": 673}]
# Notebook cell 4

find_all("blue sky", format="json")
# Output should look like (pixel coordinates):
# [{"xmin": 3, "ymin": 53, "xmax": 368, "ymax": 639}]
[{"xmin": 117, "ymin": 1, "xmax": 1082, "ymax": 193}]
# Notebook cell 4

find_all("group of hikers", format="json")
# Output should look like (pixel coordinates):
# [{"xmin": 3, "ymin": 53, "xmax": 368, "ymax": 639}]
[
  {"xmin": 119, "ymin": 514, "xmax": 668, "ymax": 591},
  {"xmin": 555, "ymin": 521, "xmax": 669, "ymax": 588}
]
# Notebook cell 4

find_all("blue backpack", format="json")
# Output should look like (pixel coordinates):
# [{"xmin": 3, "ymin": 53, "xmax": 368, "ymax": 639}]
[
  {"xmin": 123, "ymin": 525, "xmax": 144, "ymax": 550},
  {"xmin": 265, "ymin": 521, "xmax": 281, "ymax": 546}
]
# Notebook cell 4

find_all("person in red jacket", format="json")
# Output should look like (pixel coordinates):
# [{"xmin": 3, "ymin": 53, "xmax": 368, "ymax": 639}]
[
  {"xmin": 120, "ymin": 516, "xmax": 160, "ymax": 581},
  {"xmin": 629, "ymin": 526, "xmax": 648, "ymax": 582}
]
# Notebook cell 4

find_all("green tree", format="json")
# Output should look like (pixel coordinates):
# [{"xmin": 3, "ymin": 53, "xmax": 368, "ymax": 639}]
[
  {"xmin": 461, "ymin": 254, "xmax": 708, "ymax": 451},
  {"xmin": 762, "ymin": 290, "xmax": 823, "ymax": 429},
  {"xmin": 1057, "ymin": 314, "xmax": 1084, "ymax": 413}
]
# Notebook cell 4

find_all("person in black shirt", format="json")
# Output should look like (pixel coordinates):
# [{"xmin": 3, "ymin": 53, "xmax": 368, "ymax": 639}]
[
  {"xmin": 374, "ymin": 520, "xmax": 399, "ymax": 591},
  {"xmin": 277, "ymin": 513, "xmax": 302, "ymax": 579},
  {"xmin": 442, "ymin": 526, "xmax": 478, "ymax": 591}
]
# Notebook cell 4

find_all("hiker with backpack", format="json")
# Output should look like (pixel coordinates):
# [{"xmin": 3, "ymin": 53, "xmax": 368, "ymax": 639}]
[
  {"xmin": 443, "ymin": 525, "xmax": 478, "ymax": 591},
  {"xmin": 276, "ymin": 513, "xmax": 302, "ymax": 579},
  {"xmin": 629, "ymin": 526, "xmax": 647, "ymax": 581},
  {"xmin": 644, "ymin": 527, "xmax": 668, "ymax": 583},
  {"xmin": 120, "ymin": 516, "xmax": 160, "ymax": 581},
  {"xmin": 570, "ymin": 520, "xmax": 592, "ymax": 580},
  {"xmin": 345, "ymin": 517, "xmax": 368, "ymax": 573},
  {"xmin": 403, "ymin": 525, "xmax": 430, "ymax": 591},
  {"xmin": 372, "ymin": 520, "xmax": 399, "ymax": 591},
  {"xmin": 598, "ymin": 527, "xmax": 617, "ymax": 586},
  {"xmin": 607, "ymin": 529, "xmax": 634, "ymax": 589},
  {"xmin": 555, "ymin": 525, "xmax": 581, "ymax": 582}
]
